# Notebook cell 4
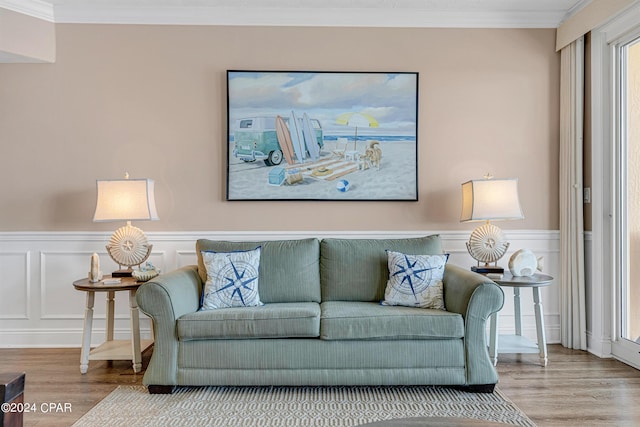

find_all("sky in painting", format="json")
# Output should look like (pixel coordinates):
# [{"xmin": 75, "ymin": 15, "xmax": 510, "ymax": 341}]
[{"xmin": 227, "ymin": 71, "xmax": 418, "ymax": 137}]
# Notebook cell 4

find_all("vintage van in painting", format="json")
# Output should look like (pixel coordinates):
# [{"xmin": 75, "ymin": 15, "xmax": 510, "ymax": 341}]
[{"xmin": 232, "ymin": 116, "xmax": 324, "ymax": 166}]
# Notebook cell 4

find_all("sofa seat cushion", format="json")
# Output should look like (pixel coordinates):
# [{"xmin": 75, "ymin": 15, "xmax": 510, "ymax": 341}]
[
  {"xmin": 178, "ymin": 302, "xmax": 320, "ymax": 340},
  {"xmin": 320, "ymin": 301, "xmax": 464, "ymax": 341}
]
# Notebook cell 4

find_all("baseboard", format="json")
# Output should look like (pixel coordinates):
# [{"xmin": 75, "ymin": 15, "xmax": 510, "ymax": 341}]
[
  {"xmin": 0, "ymin": 327, "xmax": 154, "ymax": 348},
  {"xmin": 586, "ymin": 331, "xmax": 613, "ymax": 359}
]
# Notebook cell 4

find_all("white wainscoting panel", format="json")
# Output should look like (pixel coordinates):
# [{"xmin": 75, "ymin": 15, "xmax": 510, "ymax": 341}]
[
  {"xmin": 0, "ymin": 251, "xmax": 31, "ymax": 320},
  {"xmin": 0, "ymin": 230, "xmax": 560, "ymax": 348}
]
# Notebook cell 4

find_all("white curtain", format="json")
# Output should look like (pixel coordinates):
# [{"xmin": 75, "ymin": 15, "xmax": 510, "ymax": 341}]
[{"xmin": 559, "ymin": 36, "xmax": 587, "ymax": 350}]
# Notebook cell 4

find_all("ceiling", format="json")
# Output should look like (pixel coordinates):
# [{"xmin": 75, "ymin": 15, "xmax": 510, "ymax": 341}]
[{"xmin": 4, "ymin": 0, "xmax": 590, "ymax": 27}]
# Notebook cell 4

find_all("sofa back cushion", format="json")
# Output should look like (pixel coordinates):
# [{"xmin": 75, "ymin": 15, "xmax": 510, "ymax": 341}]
[
  {"xmin": 196, "ymin": 238, "xmax": 321, "ymax": 303},
  {"xmin": 320, "ymin": 235, "xmax": 443, "ymax": 301}
]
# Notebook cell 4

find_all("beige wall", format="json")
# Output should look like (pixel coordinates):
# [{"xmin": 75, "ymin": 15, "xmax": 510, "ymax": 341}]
[
  {"xmin": 0, "ymin": 8, "xmax": 55, "ymax": 62},
  {"xmin": 0, "ymin": 25, "xmax": 559, "ymax": 232}
]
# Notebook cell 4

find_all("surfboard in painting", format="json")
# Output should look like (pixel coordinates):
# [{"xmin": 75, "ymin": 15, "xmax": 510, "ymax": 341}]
[
  {"xmin": 275, "ymin": 115, "xmax": 295, "ymax": 165},
  {"xmin": 302, "ymin": 113, "xmax": 320, "ymax": 161},
  {"xmin": 289, "ymin": 110, "xmax": 306, "ymax": 162}
]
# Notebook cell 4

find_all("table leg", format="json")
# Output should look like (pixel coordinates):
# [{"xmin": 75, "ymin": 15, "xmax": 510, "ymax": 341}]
[
  {"xmin": 106, "ymin": 291, "xmax": 115, "ymax": 342},
  {"xmin": 80, "ymin": 292, "xmax": 95, "ymax": 374},
  {"xmin": 533, "ymin": 287, "xmax": 548, "ymax": 366},
  {"xmin": 129, "ymin": 289, "xmax": 142, "ymax": 373},
  {"xmin": 489, "ymin": 311, "xmax": 499, "ymax": 366},
  {"xmin": 513, "ymin": 288, "xmax": 522, "ymax": 336}
]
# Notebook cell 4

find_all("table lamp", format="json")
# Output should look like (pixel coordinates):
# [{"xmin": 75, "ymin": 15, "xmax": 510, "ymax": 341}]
[
  {"xmin": 93, "ymin": 173, "xmax": 159, "ymax": 277},
  {"xmin": 460, "ymin": 175, "xmax": 523, "ymax": 274}
]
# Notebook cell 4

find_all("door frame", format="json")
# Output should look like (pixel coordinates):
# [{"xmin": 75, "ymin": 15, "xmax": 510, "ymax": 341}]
[{"xmin": 591, "ymin": 2, "xmax": 640, "ymax": 369}]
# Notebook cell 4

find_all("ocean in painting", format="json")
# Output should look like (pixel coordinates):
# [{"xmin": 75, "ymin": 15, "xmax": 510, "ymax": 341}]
[{"xmin": 228, "ymin": 135, "xmax": 416, "ymax": 143}]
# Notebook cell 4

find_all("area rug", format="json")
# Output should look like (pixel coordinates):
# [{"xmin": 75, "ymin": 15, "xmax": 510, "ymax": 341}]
[{"xmin": 72, "ymin": 385, "xmax": 536, "ymax": 427}]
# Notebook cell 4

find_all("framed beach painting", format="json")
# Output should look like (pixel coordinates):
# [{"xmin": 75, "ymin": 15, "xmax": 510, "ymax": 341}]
[{"xmin": 226, "ymin": 70, "xmax": 418, "ymax": 201}]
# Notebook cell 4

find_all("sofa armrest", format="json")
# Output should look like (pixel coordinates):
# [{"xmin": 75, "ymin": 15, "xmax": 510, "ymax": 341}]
[
  {"xmin": 443, "ymin": 264, "xmax": 504, "ymax": 386},
  {"xmin": 136, "ymin": 265, "xmax": 202, "ymax": 386},
  {"xmin": 443, "ymin": 264, "xmax": 503, "ymax": 318}
]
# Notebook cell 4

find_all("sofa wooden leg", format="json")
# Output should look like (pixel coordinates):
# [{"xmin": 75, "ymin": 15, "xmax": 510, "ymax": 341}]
[
  {"xmin": 456, "ymin": 384, "xmax": 496, "ymax": 393},
  {"xmin": 148, "ymin": 385, "xmax": 175, "ymax": 394}
]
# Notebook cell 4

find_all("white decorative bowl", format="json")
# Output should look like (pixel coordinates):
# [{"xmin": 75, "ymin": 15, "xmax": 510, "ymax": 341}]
[{"xmin": 132, "ymin": 269, "xmax": 159, "ymax": 282}]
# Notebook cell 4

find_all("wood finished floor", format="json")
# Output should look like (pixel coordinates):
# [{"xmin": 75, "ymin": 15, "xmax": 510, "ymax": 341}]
[{"xmin": 1, "ymin": 345, "xmax": 639, "ymax": 426}]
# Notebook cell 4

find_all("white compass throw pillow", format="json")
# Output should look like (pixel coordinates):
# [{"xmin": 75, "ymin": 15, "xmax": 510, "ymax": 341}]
[
  {"xmin": 381, "ymin": 251, "xmax": 448, "ymax": 310},
  {"xmin": 201, "ymin": 247, "xmax": 263, "ymax": 310}
]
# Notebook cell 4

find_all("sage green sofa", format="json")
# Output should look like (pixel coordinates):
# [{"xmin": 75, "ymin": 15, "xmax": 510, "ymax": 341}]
[{"xmin": 136, "ymin": 235, "xmax": 504, "ymax": 394}]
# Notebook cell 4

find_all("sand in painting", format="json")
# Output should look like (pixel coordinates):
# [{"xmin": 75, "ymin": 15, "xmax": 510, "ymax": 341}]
[{"xmin": 227, "ymin": 140, "xmax": 416, "ymax": 200}]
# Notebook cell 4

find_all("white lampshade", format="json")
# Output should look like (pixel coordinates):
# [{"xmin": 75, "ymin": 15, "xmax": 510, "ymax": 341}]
[
  {"xmin": 93, "ymin": 178, "xmax": 159, "ymax": 222},
  {"xmin": 460, "ymin": 178, "xmax": 523, "ymax": 222}
]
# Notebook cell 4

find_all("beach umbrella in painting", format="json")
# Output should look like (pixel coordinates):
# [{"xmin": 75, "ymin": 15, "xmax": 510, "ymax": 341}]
[{"xmin": 335, "ymin": 112, "xmax": 379, "ymax": 151}]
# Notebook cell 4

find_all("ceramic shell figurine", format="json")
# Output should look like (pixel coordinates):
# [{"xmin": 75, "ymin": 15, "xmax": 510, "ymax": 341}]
[
  {"xmin": 88, "ymin": 252, "xmax": 103, "ymax": 283},
  {"xmin": 508, "ymin": 249, "xmax": 543, "ymax": 277}
]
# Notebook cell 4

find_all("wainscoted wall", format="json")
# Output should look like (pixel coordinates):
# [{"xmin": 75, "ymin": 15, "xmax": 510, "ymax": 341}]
[
  {"xmin": 0, "ymin": 230, "xmax": 559, "ymax": 348},
  {"xmin": 0, "ymin": 24, "xmax": 562, "ymax": 352}
]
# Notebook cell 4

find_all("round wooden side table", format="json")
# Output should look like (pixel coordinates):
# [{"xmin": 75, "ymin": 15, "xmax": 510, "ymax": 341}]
[
  {"xmin": 488, "ymin": 273, "xmax": 553, "ymax": 367},
  {"xmin": 73, "ymin": 276, "xmax": 153, "ymax": 374}
]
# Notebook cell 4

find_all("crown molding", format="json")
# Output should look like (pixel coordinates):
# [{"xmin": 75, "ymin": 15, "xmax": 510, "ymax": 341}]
[
  {"xmin": 0, "ymin": 0, "xmax": 582, "ymax": 28},
  {"xmin": 0, "ymin": 0, "xmax": 54, "ymax": 21},
  {"xmin": 0, "ymin": 50, "xmax": 49, "ymax": 63},
  {"xmin": 565, "ymin": 0, "xmax": 593, "ymax": 16},
  {"xmin": 0, "ymin": 0, "xmax": 592, "ymax": 28},
  {"xmin": 50, "ymin": 5, "xmax": 568, "ymax": 28}
]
